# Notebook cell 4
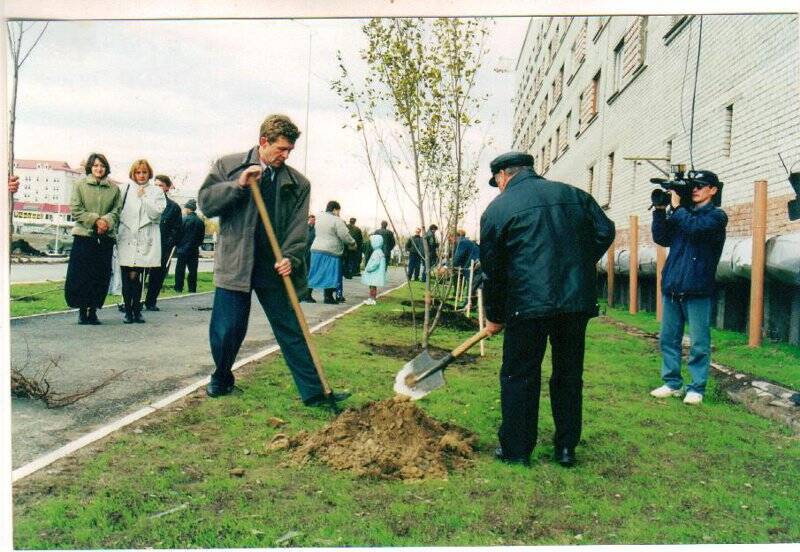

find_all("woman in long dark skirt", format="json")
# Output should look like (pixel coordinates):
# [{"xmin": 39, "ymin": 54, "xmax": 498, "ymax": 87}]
[{"xmin": 64, "ymin": 153, "xmax": 122, "ymax": 324}]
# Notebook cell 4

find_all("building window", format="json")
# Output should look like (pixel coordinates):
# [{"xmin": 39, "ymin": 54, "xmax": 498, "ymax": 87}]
[
  {"xmin": 553, "ymin": 129, "xmax": 560, "ymax": 161},
  {"xmin": 723, "ymin": 104, "xmax": 733, "ymax": 157},
  {"xmin": 622, "ymin": 17, "xmax": 647, "ymax": 79},
  {"xmin": 588, "ymin": 164, "xmax": 595, "ymax": 195},
  {"xmin": 579, "ymin": 71, "xmax": 600, "ymax": 133},
  {"xmin": 555, "ymin": 65, "xmax": 564, "ymax": 102},
  {"xmin": 571, "ymin": 20, "xmax": 587, "ymax": 73},
  {"xmin": 604, "ymin": 152, "xmax": 614, "ymax": 209},
  {"xmin": 666, "ymin": 139, "xmax": 673, "ymax": 165},
  {"xmin": 564, "ymin": 111, "xmax": 572, "ymax": 148},
  {"xmin": 664, "ymin": 15, "xmax": 693, "ymax": 44},
  {"xmin": 612, "ymin": 39, "xmax": 624, "ymax": 92}
]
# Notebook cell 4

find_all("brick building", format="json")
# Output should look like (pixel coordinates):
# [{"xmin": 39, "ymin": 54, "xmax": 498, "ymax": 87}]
[
  {"xmin": 512, "ymin": 14, "xmax": 800, "ymax": 243},
  {"xmin": 512, "ymin": 15, "xmax": 800, "ymax": 343}
]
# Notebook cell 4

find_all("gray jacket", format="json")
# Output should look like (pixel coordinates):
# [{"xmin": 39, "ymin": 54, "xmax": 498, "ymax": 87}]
[
  {"xmin": 310, "ymin": 211, "xmax": 356, "ymax": 256},
  {"xmin": 198, "ymin": 146, "xmax": 310, "ymax": 293}
]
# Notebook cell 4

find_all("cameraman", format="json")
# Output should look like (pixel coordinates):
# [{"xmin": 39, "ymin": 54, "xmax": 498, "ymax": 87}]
[{"xmin": 650, "ymin": 170, "xmax": 727, "ymax": 405}]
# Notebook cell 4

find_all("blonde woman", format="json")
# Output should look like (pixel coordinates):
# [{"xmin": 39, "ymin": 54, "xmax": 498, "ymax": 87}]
[
  {"xmin": 65, "ymin": 153, "xmax": 122, "ymax": 325},
  {"xmin": 117, "ymin": 159, "xmax": 166, "ymax": 323}
]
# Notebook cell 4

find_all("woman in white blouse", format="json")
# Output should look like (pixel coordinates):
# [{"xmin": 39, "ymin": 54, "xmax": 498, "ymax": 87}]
[{"xmin": 117, "ymin": 159, "xmax": 166, "ymax": 323}]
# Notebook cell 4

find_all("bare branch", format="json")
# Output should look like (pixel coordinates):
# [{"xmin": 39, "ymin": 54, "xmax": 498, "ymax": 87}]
[{"xmin": 18, "ymin": 22, "xmax": 49, "ymax": 67}]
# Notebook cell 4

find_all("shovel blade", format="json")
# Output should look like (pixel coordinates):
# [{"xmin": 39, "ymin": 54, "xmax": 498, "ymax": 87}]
[{"xmin": 393, "ymin": 349, "xmax": 446, "ymax": 400}]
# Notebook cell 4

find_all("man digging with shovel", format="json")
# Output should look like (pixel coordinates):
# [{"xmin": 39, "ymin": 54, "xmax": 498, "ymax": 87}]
[{"xmin": 198, "ymin": 114, "xmax": 350, "ymax": 409}]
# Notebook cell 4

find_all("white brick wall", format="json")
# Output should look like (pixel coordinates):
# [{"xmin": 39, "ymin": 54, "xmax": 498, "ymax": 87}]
[{"xmin": 513, "ymin": 15, "xmax": 800, "ymax": 230}]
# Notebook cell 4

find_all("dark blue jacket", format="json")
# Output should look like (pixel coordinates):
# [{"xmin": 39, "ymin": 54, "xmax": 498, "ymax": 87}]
[
  {"xmin": 453, "ymin": 237, "xmax": 480, "ymax": 269},
  {"xmin": 176, "ymin": 211, "xmax": 206, "ymax": 257},
  {"xmin": 480, "ymin": 168, "xmax": 615, "ymax": 322},
  {"xmin": 652, "ymin": 203, "xmax": 727, "ymax": 296}
]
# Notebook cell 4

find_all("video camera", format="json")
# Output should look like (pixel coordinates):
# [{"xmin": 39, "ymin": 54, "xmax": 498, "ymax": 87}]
[{"xmin": 649, "ymin": 164, "xmax": 723, "ymax": 210}]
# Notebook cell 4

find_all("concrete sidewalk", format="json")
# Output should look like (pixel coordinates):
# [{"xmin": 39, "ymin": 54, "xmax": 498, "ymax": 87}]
[{"xmin": 10, "ymin": 268, "xmax": 406, "ymax": 469}]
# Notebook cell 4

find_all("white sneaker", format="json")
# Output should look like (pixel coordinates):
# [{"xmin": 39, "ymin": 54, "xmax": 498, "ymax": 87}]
[
  {"xmin": 683, "ymin": 391, "xmax": 703, "ymax": 405},
  {"xmin": 650, "ymin": 385, "xmax": 684, "ymax": 398},
  {"xmin": 365, "ymin": 298, "xmax": 376, "ymax": 305}
]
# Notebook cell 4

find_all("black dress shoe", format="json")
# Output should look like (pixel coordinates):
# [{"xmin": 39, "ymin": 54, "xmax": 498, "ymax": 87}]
[
  {"xmin": 494, "ymin": 447, "xmax": 531, "ymax": 466},
  {"xmin": 206, "ymin": 382, "xmax": 235, "ymax": 397},
  {"xmin": 145, "ymin": 305, "xmax": 160, "ymax": 311},
  {"xmin": 87, "ymin": 309, "xmax": 101, "ymax": 325},
  {"xmin": 123, "ymin": 313, "xmax": 134, "ymax": 324},
  {"xmin": 303, "ymin": 391, "xmax": 351, "ymax": 407},
  {"xmin": 133, "ymin": 313, "xmax": 146, "ymax": 323},
  {"xmin": 78, "ymin": 308, "xmax": 89, "ymax": 325},
  {"xmin": 554, "ymin": 447, "xmax": 576, "ymax": 467},
  {"xmin": 323, "ymin": 298, "xmax": 337, "ymax": 305}
]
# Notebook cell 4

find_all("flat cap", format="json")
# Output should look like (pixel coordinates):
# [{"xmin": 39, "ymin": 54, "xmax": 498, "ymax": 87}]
[
  {"xmin": 184, "ymin": 199, "xmax": 197, "ymax": 210},
  {"xmin": 489, "ymin": 151, "xmax": 534, "ymax": 187}
]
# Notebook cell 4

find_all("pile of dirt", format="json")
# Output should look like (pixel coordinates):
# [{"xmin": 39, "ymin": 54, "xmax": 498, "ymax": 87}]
[{"xmin": 275, "ymin": 397, "xmax": 476, "ymax": 480}]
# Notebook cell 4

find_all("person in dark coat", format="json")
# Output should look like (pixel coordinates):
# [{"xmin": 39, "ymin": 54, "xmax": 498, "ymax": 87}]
[
  {"xmin": 173, "ymin": 199, "xmax": 206, "ymax": 293},
  {"xmin": 301, "ymin": 214, "xmax": 317, "ymax": 302},
  {"xmin": 145, "ymin": 174, "xmax": 183, "ymax": 310},
  {"xmin": 374, "ymin": 220, "xmax": 395, "ymax": 268},
  {"xmin": 452, "ymin": 228, "xmax": 480, "ymax": 279},
  {"xmin": 405, "ymin": 227, "xmax": 423, "ymax": 281},
  {"xmin": 649, "ymin": 170, "xmax": 727, "ymax": 405},
  {"xmin": 345, "ymin": 217, "xmax": 364, "ymax": 277},
  {"xmin": 420, "ymin": 224, "xmax": 439, "ymax": 282},
  {"xmin": 480, "ymin": 152, "xmax": 615, "ymax": 468}
]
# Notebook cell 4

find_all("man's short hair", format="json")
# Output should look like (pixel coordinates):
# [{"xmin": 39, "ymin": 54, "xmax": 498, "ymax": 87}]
[
  {"xmin": 154, "ymin": 174, "xmax": 172, "ymax": 187},
  {"xmin": 429, "ymin": 224, "xmax": 438, "ymax": 231},
  {"xmin": 458, "ymin": 229, "xmax": 466, "ymax": 237},
  {"xmin": 503, "ymin": 166, "xmax": 523, "ymax": 179},
  {"xmin": 381, "ymin": 220, "xmax": 388, "ymax": 229},
  {"xmin": 349, "ymin": 217, "xmax": 357, "ymax": 224},
  {"xmin": 129, "ymin": 159, "xmax": 154, "ymax": 181},
  {"xmin": 259, "ymin": 114, "xmax": 301, "ymax": 144},
  {"xmin": 325, "ymin": 200, "xmax": 341, "ymax": 212}
]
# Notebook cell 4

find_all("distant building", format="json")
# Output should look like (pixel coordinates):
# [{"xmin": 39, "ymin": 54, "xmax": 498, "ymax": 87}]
[
  {"xmin": 512, "ymin": 15, "xmax": 800, "ymax": 244},
  {"xmin": 11, "ymin": 159, "xmax": 83, "ymax": 235}
]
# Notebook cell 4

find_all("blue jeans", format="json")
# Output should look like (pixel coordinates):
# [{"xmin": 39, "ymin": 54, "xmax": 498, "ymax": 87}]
[
  {"xmin": 208, "ymin": 286, "xmax": 323, "ymax": 401},
  {"xmin": 659, "ymin": 294, "xmax": 712, "ymax": 395}
]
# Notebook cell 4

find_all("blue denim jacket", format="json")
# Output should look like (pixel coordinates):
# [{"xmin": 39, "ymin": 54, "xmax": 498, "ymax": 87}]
[{"xmin": 652, "ymin": 203, "xmax": 728, "ymax": 296}]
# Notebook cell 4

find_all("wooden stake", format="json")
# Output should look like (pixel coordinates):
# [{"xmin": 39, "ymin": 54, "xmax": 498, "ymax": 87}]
[
  {"xmin": 629, "ymin": 215, "xmax": 639, "ymax": 315},
  {"xmin": 465, "ymin": 260, "xmax": 475, "ymax": 317},
  {"xmin": 477, "ymin": 288, "xmax": 486, "ymax": 357},
  {"xmin": 749, "ymin": 180, "xmax": 768, "ymax": 347}
]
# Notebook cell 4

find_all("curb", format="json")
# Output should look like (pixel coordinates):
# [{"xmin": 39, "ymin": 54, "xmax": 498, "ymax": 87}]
[{"xmin": 11, "ymin": 280, "xmax": 409, "ymax": 483}]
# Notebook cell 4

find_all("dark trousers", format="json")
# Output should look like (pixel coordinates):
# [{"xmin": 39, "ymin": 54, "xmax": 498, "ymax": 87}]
[
  {"xmin": 209, "ymin": 286, "xmax": 323, "ymax": 401},
  {"xmin": 145, "ymin": 246, "xmax": 173, "ymax": 307},
  {"xmin": 120, "ymin": 266, "xmax": 146, "ymax": 315},
  {"xmin": 407, "ymin": 254, "xmax": 421, "ymax": 280},
  {"xmin": 349, "ymin": 250, "xmax": 362, "ymax": 275},
  {"xmin": 175, "ymin": 251, "xmax": 199, "ymax": 292},
  {"xmin": 499, "ymin": 313, "xmax": 590, "ymax": 459}
]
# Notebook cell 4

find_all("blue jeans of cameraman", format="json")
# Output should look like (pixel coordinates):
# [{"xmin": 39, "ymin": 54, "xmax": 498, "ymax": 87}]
[{"xmin": 659, "ymin": 293, "xmax": 712, "ymax": 395}]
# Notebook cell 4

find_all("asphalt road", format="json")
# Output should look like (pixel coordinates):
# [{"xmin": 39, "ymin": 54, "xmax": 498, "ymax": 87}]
[
  {"xmin": 10, "ymin": 258, "xmax": 215, "ymax": 283},
  {"xmin": 10, "ymin": 267, "xmax": 406, "ymax": 469}
]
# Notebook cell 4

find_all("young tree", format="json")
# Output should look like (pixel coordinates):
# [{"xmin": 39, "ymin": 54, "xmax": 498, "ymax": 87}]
[{"xmin": 7, "ymin": 21, "xmax": 49, "ymax": 242}]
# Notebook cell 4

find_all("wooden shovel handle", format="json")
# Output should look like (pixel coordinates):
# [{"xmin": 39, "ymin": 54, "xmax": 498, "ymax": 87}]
[
  {"xmin": 451, "ymin": 328, "xmax": 491, "ymax": 358},
  {"xmin": 248, "ymin": 176, "xmax": 332, "ymax": 396}
]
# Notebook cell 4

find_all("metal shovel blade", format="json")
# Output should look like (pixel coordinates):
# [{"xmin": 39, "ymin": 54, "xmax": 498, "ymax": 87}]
[{"xmin": 393, "ymin": 349, "xmax": 446, "ymax": 400}]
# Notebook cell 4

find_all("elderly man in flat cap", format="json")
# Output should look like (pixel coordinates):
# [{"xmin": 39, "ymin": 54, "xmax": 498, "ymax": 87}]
[{"xmin": 480, "ymin": 151, "xmax": 615, "ymax": 467}]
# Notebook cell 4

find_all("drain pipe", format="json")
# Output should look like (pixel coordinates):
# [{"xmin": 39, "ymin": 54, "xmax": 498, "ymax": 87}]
[
  {"xmin": 656, "ymin": 245, "xmax": 666, "ymax": 321},
  {"xmin": 607, "ymin": 240, "xmax": 615, "ymax": 308},
  {"xmin": 629, "ymin": 216, "xmax": 639, "ymax": 314},
  {"xmin": 748, "ymin": 180, "xmax": 768, "ymax": 347}
]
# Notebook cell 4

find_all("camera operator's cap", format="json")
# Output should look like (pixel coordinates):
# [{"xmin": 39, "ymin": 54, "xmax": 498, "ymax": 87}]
[
  {"xmin": 184, "ymin": 199, "xmax": 197, "ymax": 210},
  {"xmin": 489, "ymin": 151, "xmax": 534, "ymax": 187},
  {"xmin": 687, "ymin": 170, "xmax": 721, "ymax": 188}
]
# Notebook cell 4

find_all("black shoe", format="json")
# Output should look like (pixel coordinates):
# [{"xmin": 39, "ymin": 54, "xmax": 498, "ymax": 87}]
[
  {"xmin": 117, "ymin": 303, "xmax": 125, "ymax": 312},
  {"xmin": 791, "ymin": 393, "xmax": 800, "ymax": 407},
  {"xmin": 133, "ymin": 313, "xmax": 145, "ymax": 323},
  {"xmin": 87, "ymin": 308, "xmax": 101, "ymax": 325},
  {"xmin": 301, "ymin": 294, "xmax": 317, "ymax": 303},
  {"xmin": 554, "ymin": 447, "xmax": 576, "ymax": 467},
  {"xmin": 303, "ymin": 391, "xmax": 351, "ymax": 407},
  {"xmin": 494, "ymin": 447, "xmax": 530, "ymax": 467},
  {"xmin": 323, "ymin": 298, "xmax": 337, "ymax": 305},
  {"xmin": 123, "ymin": 309, "xmax": 134, "ymax": 324},
  {"xmin": 336, "ymin": 296, "xmax": 346, "ymax": 303},
  {"xmin": 78, "ymin": 308, "xmax": 89, "ymax": 325},
  {"xmin": 206, "ymin": 381, "xmax": 235, "ymax": 397},
  {"xmin": 145, "ymin": 305, "xmax": 160, "ymax": 311}
]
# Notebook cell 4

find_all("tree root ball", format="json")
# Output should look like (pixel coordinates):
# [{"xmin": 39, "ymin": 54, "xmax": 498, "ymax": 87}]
[{"xmin": 282, "ymin": 398, "xmax": 476, "ymax": 480}]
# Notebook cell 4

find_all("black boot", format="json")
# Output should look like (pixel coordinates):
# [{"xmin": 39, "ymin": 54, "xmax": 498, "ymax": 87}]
[
  {"xmin": 132, "ymin": 303, "xmax": 145, "ymax": 323},
  {"xmin": 87, "ymin": 308, "xmax": 101, "ymax": 325},
  {"xmin": 78, "ymin": 308, "xmax": 89, "ymax": 325},
  {"xmin": 123, "ymin": 305, "xmax": 134, "ymax": 324},
  {"xmin": 323, "ymin": 289, "xmax": 336, "ymax": 304}
]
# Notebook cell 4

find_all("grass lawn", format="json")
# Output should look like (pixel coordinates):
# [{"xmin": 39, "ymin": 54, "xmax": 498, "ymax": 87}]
[
  {"xmin": 9, "ymin": 273, "xmax": 215, "ymax": 318},
  {"xmin": 602, "ymin": 302, "xmax": 800, "ymax": 391},
  {"xmin": 12, "ymin": 285, "xmax": 800, "ymax": 547}
]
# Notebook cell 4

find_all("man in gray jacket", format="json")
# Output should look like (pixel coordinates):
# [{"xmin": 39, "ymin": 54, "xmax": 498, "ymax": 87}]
[{"xmin": 198, "ymin": 114, "xmax": 350, "ymax": 406}]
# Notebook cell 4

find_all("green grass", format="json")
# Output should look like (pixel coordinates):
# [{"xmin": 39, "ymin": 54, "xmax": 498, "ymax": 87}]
[
  {"xmin": 12, "ymin": 284, "xmax": 800, "ymax": 547},
  {"xmin": 602, "ymin": 303, "xmax": 800, "ymax": 390},
  {"xmin": 9, "ymin": 273, "xmax": 215, "ymax": 317}
]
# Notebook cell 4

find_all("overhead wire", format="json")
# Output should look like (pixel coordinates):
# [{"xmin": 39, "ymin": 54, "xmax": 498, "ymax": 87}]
[{"xmin": 688, "ymin": 16, "xmax": 704, "ymax": 170}]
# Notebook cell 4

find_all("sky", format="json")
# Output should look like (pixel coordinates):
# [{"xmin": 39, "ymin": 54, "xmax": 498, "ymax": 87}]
[{"xmin": 9, "ymin": 16, "xmax": 528, "ymax": 236}]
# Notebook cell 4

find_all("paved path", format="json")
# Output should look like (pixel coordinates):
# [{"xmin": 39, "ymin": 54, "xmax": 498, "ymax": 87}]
[
  {"xmin": 10, "ymin": 258, "xmax": 214, "ymax": 283},
  {"xmin": 10, "ymin": 268, "xmax": 406, "ymax": 469}
]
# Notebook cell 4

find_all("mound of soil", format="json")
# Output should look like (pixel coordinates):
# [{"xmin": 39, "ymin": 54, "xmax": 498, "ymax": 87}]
[{"xmin": 280, "ymin": 397, "xmax": 476, "ymax": 480}]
